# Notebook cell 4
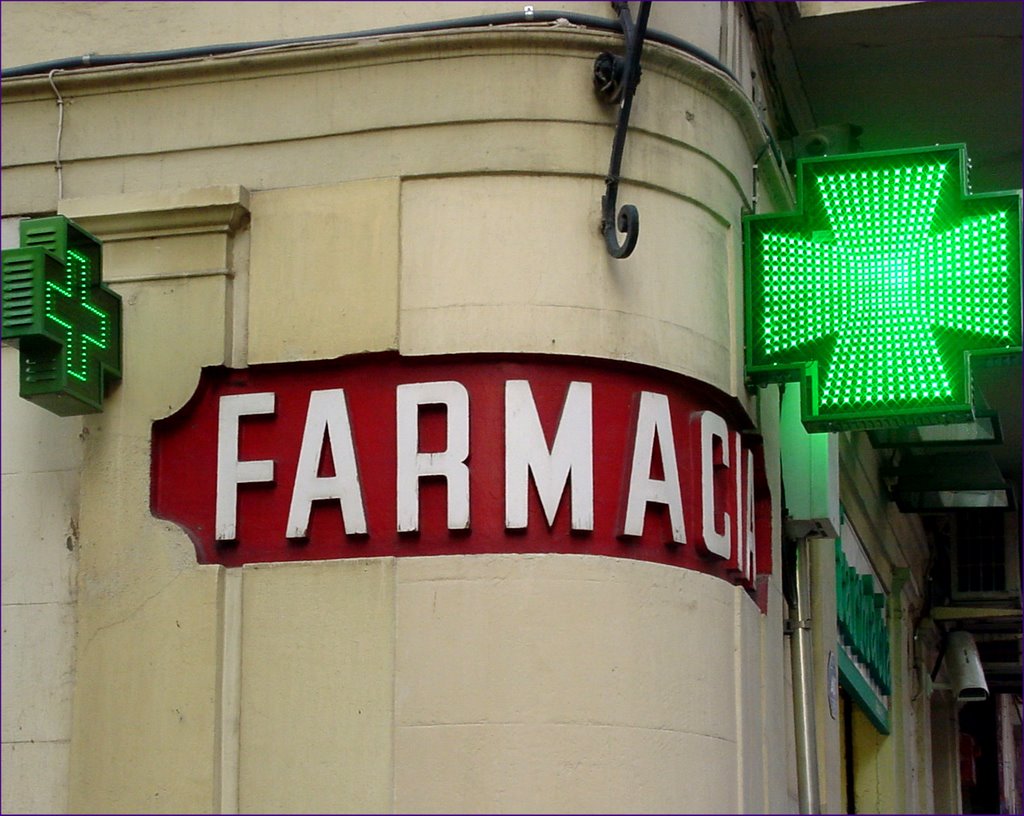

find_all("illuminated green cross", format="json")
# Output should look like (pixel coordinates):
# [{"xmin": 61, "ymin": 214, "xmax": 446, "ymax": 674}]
[
  {"xmin": 745, "ymin": 145, "xmax": 1021, "ymax": 432},
  {"xmin": 2, "ymin": 216, "xmax": 122, "ymax": 416}
]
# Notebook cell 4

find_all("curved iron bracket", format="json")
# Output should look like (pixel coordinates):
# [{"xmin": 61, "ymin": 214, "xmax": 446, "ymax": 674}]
[{"xmin": 594, "ymin": 1, "xmax": 652, "ymax": 259}]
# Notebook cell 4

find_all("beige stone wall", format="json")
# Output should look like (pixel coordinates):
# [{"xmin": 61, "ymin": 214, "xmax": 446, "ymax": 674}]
[
  {"xmin": 1, "ymin": 223, "xmax": 81, "ymax": 814},
  {"xmin": 1, "ymin": 9, "xmax": 779, "ymax": 220},
  {"xmin": 810, "ymin": 537, "xmax": 842, "ymax": 812},
  {"xmin": 0, "ymin": 19, "xmax": 786, "ymax": 387},
  {"xmin": 930, "ymin": 695, "xmax": 963, "ymax": 813},
  {"xmin": 2, "ymin": 5, "xmax": 801, "ymax": 813},
  {"xmin": 53, "ymin": 177, "xmax": 785, "ymax": 815},
  {"xmin": 0, "ymin": 2, "xmax": 759, "ymax": 104},
  {"xmin": 226, "ymin": 555, "xmax": 775, "ymax": 814},
  {"xmin": 838, "ymin": 433, "xmax": 935, "ymax": 813},
  {"xmin": 52, "ymin": 188, "xmax": 246, "ymax": 813}
]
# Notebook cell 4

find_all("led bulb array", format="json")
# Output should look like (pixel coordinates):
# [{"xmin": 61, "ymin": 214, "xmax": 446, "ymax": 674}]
[
  {"xmin": 749, "ymin": 152, "xmax": 1019, "ymax": 419},
  {"xmin": 45, "ymin": 248, "xmax": 111, "ymax": 383}
]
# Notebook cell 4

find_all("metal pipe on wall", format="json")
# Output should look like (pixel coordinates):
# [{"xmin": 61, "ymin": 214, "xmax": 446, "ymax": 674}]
[{"xmin": 790, "ymin": 535, "xmax": 822, "ymax": 814}]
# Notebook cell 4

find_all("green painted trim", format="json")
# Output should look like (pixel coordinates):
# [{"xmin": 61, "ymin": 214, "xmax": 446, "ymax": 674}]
[{"xmin": 838, "ymin": 647, "xmax": 890, "ymax": 735}]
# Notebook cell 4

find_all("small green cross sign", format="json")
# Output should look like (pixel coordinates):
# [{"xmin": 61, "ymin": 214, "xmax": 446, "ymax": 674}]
[
  {"xmin": 744, "ymin": 144, "xmax": 1022, "ymax": 432},
  {"xmin": 2, "ymin": 216, "xmax": 122, "ymax": 416}
]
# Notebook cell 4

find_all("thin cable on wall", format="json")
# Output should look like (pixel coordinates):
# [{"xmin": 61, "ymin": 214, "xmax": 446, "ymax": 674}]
[{"xmin": 47, "ymin": 68, "xmax": 65, "ymax": 201}]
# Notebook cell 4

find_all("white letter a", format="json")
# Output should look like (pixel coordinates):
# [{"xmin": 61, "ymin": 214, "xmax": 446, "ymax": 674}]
[{"xmin": 286, "ymin": 388, "xmax": 367, "ymax": 538}]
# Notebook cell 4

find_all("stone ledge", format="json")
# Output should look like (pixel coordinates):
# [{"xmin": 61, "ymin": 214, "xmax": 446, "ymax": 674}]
[{"xmin": 59, "ymin": 185, "xmax": 250, "ymax": 242}]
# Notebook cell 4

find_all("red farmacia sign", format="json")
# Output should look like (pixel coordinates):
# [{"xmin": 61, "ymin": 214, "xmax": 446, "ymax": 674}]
[{"xmin": 151, "ymin": 354, "xmax": 771, "ymax": 597}]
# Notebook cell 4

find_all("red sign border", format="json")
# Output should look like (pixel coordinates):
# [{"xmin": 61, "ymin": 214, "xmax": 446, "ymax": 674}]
[{"xmin": 151, "ymin": 352, "xmax": 773, "ymax": 607}]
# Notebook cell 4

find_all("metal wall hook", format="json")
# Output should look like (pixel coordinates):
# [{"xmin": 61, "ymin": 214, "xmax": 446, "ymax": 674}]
[{"xmin": 595, "ymin": 1, "xmax": 652, "ymax": 259}]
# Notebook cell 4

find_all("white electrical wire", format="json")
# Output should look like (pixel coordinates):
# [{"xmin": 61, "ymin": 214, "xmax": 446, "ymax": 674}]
[{"xmin": 47, "ymin": 68, "xmax": 65, "ymax": 201}]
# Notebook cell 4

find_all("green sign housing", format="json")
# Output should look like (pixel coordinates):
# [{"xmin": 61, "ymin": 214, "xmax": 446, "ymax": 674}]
[
  {"xmin": 744, "ymin": 144, "xmax": 1022, "ymax": 432},
  {"xmin": 2, "ymin": 216, "xmax": 122, "ymax": 416},
  {"xmin": 835, "ymin": 540, "xmax": 891, "ymax": 733}
]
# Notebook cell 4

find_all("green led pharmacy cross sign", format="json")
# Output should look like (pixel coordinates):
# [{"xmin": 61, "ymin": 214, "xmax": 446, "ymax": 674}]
[
  {"xmin": 744, "ymin": 144, "xmax": 1022, "ymax": 432},
  {"xmin": 1, "ymin": 216, "xmax": 122, "ymax": 416}
]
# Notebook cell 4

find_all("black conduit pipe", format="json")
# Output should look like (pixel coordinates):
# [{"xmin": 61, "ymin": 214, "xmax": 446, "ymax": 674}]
[{"xmin": 1, "ymin": 10, "xmax": 737, "ymax": 84}]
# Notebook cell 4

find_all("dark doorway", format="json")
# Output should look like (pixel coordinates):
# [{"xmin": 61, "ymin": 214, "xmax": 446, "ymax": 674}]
[{"xmin": 959, "ymin": 698, "xmax": 999, "ymax": 814}]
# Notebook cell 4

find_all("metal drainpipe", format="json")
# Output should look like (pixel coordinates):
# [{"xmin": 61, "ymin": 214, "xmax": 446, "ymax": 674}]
[{"xmin": 789, "ymin": 535, "xmax": 821, "ymax": 814}]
